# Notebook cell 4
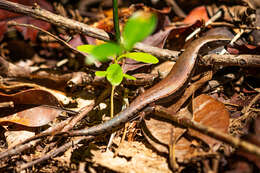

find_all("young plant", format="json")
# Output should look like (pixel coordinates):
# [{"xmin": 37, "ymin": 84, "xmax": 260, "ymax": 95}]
[{"xmin": 77, "ymin": 11, "xmax": 159, "ymax": 86}]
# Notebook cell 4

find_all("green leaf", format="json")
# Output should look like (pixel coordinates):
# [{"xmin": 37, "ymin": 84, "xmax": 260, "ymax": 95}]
[
  {"xmin": 91, "ymin": 43, "xmax": 122, "ymax": 62},
  {"xmin": 106, "ymin": 64, "xmax": 123, "ymax": 86},
  {"xmin": 122, "ymin": 11, "xmax": 157, "ymax": 51},
  {"xmin": 119, "ymin": 52, "xmax": 159, "ymax": 64},
  {"xmin": 123, "ymin": 73, "xmax": 136, "ymax": 80},
  {"xmin": 77, "ymin": 44, "xmax": 96, "ymax": 53},
  {"xmin": 95, "ymin": 71, "xmax": 107, "ymax": 77}
]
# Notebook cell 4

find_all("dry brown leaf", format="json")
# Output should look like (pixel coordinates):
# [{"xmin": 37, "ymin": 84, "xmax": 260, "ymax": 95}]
[
  {"xmin": 0, "ymin": 106, "xmax": 62, "ymax": 127},
  {"xmin": 0, "ymin": 89, "xmax": 65, "ymax": 127},
  {"xmin": 189, "ymin": 94, "xmax": 230, "ymax": 150},
  {"xmin": 91, "ymin": 139, "xmax": 171, "ymax": 173},
  {"xmin": 143, "ymin": 108, "xmax": 196, "ymax": 163},
  {"xmin": 4, "ymin": 130, "xmax": 35, "ymax": 148},
  {"xmin": 0, "ymin": 89, "xmax": 60, "ymax": 106}
]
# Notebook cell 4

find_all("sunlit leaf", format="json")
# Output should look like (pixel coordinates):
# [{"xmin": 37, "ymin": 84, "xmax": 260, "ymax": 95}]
[
  {"xmin": 76, "ymin": 44, "xmax": 96, "ymax": 53},
  {"xmin": 91, "ymin": 42, "xmax": 122, "ymax": 62},
  {"xmin": 119, "ymin": 52, "xmax": 159, "ymax": 64},
  {"xmin": 123, "ymin": 73, "xmax": 136, "ymax": 80},
  {"xmin": 189, "ymin": 94, "xmax": 230, "ymax": 148},
  {"xmin": 0, "ymin": 89, "xmax": 60, "ymax": 106},
  {"xmin": 122, "ymin": 11, "xmax": 157, "ymax": 51},
  {"xmin": 95, "ymin": 71, "xmax": 107, "ymax": 77},
  {"xmin": 0, "ymin": 106, "xmax": 62, "ymax": 127},
  {"xmin": 106, "ymin": 64, "xmax": 123, "ymax": 86}
]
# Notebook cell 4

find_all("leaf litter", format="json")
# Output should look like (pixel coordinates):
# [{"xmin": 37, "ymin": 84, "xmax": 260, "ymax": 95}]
[{"xmin": 0, "ymin": 0, "xmax": 260, "ymax": 172}]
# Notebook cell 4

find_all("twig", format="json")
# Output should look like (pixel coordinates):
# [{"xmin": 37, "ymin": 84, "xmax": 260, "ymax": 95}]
[
  {"xmin": 229, "ymin": 93, "xmax": 260, "ymax": 136},
  {"xmin": 7, "ymin": 21, "xmax": 86, "ymax": 57},
  {"xmin": 202, "ymin": 54, "xmax": 260, "ymax": 67},
  {"xmin": 153, "ymin": 105, "xmax": 260, "ymax": 158},
  {"xmin": 241, "ymin": 92, "xmax": 260, "ymax": 114},
  {"xmin": 16, "ymin": 136, "xmax": 94, "ymax": 172},
  {"xmin": 220, "ymin": 28, "xmax": 245, "ymax": 55},
  {"xmin": 185, "ymin": 10, "xmax": 223, "ymax": 41},
  {"xmin": 60, "ymin": 102, "xmax": 95, "ymax": 132},
  {"xmin": 165, "ymin": 0, "xmax": 186, "ymax": 18}
]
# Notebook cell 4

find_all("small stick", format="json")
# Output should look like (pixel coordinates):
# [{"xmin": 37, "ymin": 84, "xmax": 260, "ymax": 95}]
[
  {"xmin": 165, "ymin": 0, "xmax": 186, "ymax": 18},
  {"xmin": 16, "ymin": 136, "xmax": 94, "ymax": 172},
  {"xmin": 241, "ymin": 92, "xmax": 260, "ymax": 114},
  {"xmin": 7, "ymin": 21, "xmax": 86, "ymax": 57},
  {"xmin": 185, "ymin": 10, "xmax": 223, "ymax": 41},
  {"xmin": 219, "ymin": 29, "xmax": 245, "ymax": 55},
  {"xmin": 107, "ymin": 85, "xmax": 117, "ymax": 151}
]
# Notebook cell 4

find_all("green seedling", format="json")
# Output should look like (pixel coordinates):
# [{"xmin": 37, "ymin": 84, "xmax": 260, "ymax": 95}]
[{"xmin": 77, "ymin": 11, "xmax": 158, "ymax": 86}]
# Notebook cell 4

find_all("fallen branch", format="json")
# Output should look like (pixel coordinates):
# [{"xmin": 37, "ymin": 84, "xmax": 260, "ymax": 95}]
[{"xmin": 202, "ymin": 54, "xmax": 260, "ymax": 67}]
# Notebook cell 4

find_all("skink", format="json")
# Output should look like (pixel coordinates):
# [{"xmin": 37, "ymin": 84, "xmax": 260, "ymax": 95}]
[{"xmin": 70, "ymin": 35, "xmax": 230, "ymax": 136}]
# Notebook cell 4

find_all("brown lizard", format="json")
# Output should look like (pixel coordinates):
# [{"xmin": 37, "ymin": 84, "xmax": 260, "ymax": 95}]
[{"xmin": 70, "ymin": 35, "xmax": 230, "ymax": 136}]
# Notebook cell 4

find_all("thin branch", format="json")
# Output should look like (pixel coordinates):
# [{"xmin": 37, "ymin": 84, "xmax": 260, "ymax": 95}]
[
  {"xmin": 185, "ymin": 9, "xmax": 223, "ymax": 41},
  {"xmin": 165, "ymin": 0, "xmax": 186, "ymax": 18},
  {"xmin": 7, "ymin": 21, "xmax": 86, "ymax": 57},
  {"xmin": 16, "ymin": 136, "xmax": 94, "ymax": 172},
  {"xmin": 202, "ymin": 54, "xmax": 260, "ymax": 67}
]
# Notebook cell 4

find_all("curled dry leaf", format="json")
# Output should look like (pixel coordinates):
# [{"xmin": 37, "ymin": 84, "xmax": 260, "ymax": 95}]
[
  {"xmin": 189, "ymin": 94, "xmax": 230, "ymax": 149},
  {"xmin": 0, "ymin": 89, "xmax": 60, "ymax": 106},
  {"xmin": 0, "ymin": 89, "xmax": 63, "ymax": 127},
  {"xmin": 0, "ymin": 89, "xmax": 70, "ymax": 148},
  {"xmin": 183, "ymin": 6, "xmax": 209, "ymax": 24},
  {"xmin": 0, "ymin": 106, "xmax": 63, "ymax": 127}
]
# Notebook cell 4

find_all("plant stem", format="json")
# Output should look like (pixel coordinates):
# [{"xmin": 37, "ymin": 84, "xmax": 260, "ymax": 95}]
[
  {"xmin": 106, "ymin": 85, "xmax": 116, "ymax": 151},
  {"xmin": 110, "ymin": 85, "xmax": 116, "ymax": 118},
  {"xmin": 112, "ymin": 0, "xmax": 120, "ymax": 43}
]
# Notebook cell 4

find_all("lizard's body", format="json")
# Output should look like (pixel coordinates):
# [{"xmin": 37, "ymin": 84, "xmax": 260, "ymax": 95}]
[{"xmin": 71, "ymin": 35, "xmax": 230, "ymax": 136}]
